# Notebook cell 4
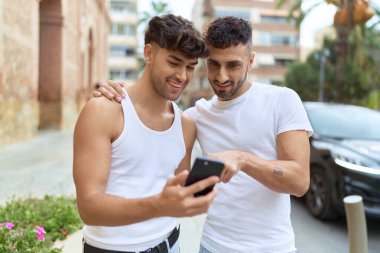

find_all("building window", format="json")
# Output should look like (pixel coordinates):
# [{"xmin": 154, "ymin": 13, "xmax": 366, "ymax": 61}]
[
  {"xmin": 110, "ymin": 69, "xmax": 137, "ymax": 80},
  {"xmin": 214, "ymin": 9, "xmax": 250, "ymax": 20},
  {"xmin": 110, "ymin": 1, "xmax": 135, "ymax": 14},
  {"xmin": 110, "ymin": 46, "xmax": 135, "ymax": 57},
  {"xmin": 111, "ymin": 23, "xmax": 136, "ymax": 36},
  {"xmin": 261, "ymin": 15, "xmax": 294, "ymax": 25},
  {"xmin": 259, "ymin": 32, "xmax": 297, "ymax": 47},
  {"xmin": 274, "ymin": 58, "xmax": 294, "ymax": 67}
]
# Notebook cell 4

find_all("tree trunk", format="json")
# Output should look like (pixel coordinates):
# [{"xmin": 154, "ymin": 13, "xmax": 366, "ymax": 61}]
[{"xmin": 335, "ymin": 0, "xmax": 355, "ymax": 102}]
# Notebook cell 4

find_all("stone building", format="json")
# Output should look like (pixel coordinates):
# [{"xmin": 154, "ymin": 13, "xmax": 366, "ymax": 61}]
[
  {"xmin": 108, "ymin": 0, "xmax": 139, "ymax": 82},
  {"xmin": 0, "ymin": 0, "xmax": 110, "ymax": 146}
]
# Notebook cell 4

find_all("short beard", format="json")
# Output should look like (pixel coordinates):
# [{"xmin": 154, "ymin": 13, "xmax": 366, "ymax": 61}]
[{"xmin": 210, "ymin": 67, "xmax": 249, "ymax": 100}]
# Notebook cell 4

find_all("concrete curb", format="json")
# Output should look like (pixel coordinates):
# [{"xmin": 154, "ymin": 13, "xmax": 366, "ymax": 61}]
[{"xmin": 53, "ymin": 229, "xmax": 83, "ymax": 253}]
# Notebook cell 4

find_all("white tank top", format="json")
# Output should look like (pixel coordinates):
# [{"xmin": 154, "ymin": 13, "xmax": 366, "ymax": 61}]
[{"xmin": 83, "ymin": 93, "xmax": 186, "ymax": 251}]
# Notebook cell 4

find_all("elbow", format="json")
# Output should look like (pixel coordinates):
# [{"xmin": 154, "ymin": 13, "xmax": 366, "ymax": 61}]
[
  {"xmin": 77, "ymin": 204, "xmax": 95, "ymax": 225},
  {"xmin": 77, "ymin": 198, "xmax": 101, "ymax": 226},
  {"xmin": 293, "ymin": 179, "xmax": 310, "ymax": 198},
  {"xmin": 78, "ymin": 206, "xmax": 103, "ymax": 226},
  {"xmin": 293, "ymin": 175, "xmax": 310, "ymax": 197},
  {"xmin": 293, "ymin": 184, "xmax": 309, "ymax": 197}
]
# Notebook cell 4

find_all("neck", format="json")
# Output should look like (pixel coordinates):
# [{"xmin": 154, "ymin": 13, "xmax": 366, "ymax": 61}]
[{"xmin": 128, "ymin": 70, "xmax": 172, "ymax": 114}]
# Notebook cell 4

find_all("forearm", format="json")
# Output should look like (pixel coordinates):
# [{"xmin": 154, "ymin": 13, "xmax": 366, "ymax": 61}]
[
  {"xmin": 77, "ymin": 192, "xmax": 162, "ymax": 226},
  {"xmin": 240, "ymin": 152, "xmax": 309, "ymax": 197}
]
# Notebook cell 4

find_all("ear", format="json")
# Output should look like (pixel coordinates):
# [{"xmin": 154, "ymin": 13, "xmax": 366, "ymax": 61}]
[
  {"xmin": 248, "ymin": 51, "xmax": 255, "ymax": 71},
  {"xmin": 144, "ymin": 44, "xmax": 153, "ymax": 65}
]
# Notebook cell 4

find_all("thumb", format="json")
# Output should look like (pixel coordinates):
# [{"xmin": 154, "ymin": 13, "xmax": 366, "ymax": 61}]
[{"xmin": 166, "ymin": 170, "xmax": 189, "ymax": 186}]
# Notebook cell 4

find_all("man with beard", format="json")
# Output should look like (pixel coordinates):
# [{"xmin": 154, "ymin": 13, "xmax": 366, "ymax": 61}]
[
  {"xmin": 73, "ymin": 14, "xmax": 219, "ymax": 253},
  {"xmin": 95, "ymin": 16, "xmax": 313, "ymax": 253}
]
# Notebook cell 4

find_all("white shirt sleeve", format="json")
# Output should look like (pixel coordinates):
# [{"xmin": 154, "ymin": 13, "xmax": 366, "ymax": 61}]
[
  {"xmin": 277, "ymin": 88, "xmax": 314, "ymax": 137},
  {"xmin": 184, "ymin": 106, "xmax": 197, "ymax": 120}
]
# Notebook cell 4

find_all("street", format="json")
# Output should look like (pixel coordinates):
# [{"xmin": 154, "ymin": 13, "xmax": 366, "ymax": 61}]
[{"xmin": 291, "ymin": 197, "xmax": 380, "ymax": 253}]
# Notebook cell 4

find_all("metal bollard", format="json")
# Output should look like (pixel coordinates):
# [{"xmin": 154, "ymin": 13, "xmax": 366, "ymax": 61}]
[{"xmin": 343, "ymin": 195, "xmax": 368, "ymax": 253}]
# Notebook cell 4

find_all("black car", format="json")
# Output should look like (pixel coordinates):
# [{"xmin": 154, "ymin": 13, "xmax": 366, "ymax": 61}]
[{"xmin": 303, "ymin": 102, "xmax": 380, "ymax": 220}]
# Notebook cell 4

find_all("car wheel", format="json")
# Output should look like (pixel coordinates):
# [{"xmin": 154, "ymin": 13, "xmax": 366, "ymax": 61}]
[{"xmin": 305, "ymin": 166, "xmax": 338, "ymax": 220}]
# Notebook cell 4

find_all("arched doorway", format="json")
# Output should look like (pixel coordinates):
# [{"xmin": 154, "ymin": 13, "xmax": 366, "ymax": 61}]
[{"xmin": 38, "ymin": 0, "xmax": 63, "ymax": 129}]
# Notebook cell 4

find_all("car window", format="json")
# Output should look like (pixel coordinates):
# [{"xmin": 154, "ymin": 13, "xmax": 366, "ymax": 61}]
[{"xmin": 307, "ymin": 105, "xmax": 380, "ymax": 140}]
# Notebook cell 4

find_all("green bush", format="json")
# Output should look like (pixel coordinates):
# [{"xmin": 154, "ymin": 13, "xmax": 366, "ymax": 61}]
[{"xmin": 0, "ymin": 195, "xmax": 83, "ymax": 253}]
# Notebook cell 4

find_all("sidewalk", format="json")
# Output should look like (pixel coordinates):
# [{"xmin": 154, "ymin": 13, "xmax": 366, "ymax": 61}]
[
  {"xmin": 0, "ymin": 130, "xmax": 75, "ymax": 204},
  {"xmin": 0, "ymin": 130, "xmax": 204, "ymax": 253}
]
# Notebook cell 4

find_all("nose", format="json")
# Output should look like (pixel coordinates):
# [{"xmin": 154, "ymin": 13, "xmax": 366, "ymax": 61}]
[
  {"xmin": 215, "ymin": 67, "xmax": 228, "ymax": 84},
  {"xmin": 176, "ymin": 67, "xmax": 187, "ymax": 83}
]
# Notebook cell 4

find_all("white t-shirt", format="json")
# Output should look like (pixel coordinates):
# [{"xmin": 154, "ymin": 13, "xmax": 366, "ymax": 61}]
[{"xmin": 185, "ymin": 83, "xmax": 313, "ymax": 253}]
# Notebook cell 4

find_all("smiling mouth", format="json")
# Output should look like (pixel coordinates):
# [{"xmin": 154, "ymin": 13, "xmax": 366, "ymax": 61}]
[{"xmin": 168, "ymin": 81, "xmax": 182, "ymax": 89}]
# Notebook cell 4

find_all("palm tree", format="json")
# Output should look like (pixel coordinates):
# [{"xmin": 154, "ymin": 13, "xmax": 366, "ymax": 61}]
[
  {"xmin": 139, "ymin": 1, "xmax": 171, "ymax": 30},
  {"xmin": 276, "ymin": 0, "xmax": 379, "ymax": 102}
]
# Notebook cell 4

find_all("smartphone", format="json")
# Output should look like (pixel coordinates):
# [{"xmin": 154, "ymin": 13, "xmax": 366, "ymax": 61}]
[{"xmin": 185, "ymin": 157, "xmax": 224, "ymax": 197}]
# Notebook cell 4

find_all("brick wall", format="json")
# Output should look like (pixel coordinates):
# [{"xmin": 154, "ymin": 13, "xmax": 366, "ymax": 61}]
[
  {"xmin": 0, "ymin": 0, "xmax": 110, "ymax": 146},
  {"xmin": 0, "ymin": 0, "xmax": 39, "ymax": 146}
]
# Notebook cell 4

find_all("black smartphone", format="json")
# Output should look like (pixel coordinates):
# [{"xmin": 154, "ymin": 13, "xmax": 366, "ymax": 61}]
[{"xmin": 184, "ymin": 157, "xmax": 224, "ymax": 197}]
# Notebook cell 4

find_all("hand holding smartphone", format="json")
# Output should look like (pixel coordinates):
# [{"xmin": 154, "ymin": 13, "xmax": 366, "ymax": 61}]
[{"xmin": 185, "ymin": 157, "xmax": 224, "ymax": 197}]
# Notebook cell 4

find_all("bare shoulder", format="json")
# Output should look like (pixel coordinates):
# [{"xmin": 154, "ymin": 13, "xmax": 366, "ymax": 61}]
[
  {"xmin": 83, "ymin": 97, "xmax": 122, "ymax": 116},
  {"xmin": 75, "ymin": 97, "xmax": 123, "ymax": 137}
]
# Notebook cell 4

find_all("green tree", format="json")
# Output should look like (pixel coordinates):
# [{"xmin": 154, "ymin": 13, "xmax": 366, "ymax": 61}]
[
  {"xmin": 139, "ymin": 1, "xmax": 171, "ymax": 29},
  {"xmin": 285, "ymin": 36, "xmax": 378, "ymax": 105},
  {"xmin": 277, "ymin": 0, "xmax": 380, "ymax": 103}
]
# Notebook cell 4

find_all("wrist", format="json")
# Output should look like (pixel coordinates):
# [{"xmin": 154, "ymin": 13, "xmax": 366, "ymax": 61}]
[
  {"xmin": 239, "ymin": 151, "xmax": 249, "ymax": 172},
  {"xmin": 149, "ymin": 194, "xmax": 164, "ymax": 218},
  {"xmin": 239, "ymin": 151, "xmax": 261, "ymax": 173}
]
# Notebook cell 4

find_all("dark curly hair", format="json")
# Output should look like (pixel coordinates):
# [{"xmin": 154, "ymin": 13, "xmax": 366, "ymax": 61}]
[
  {"xmin": 205, "ymin": 16, "xmax": 252, "ymax": 49},
  {"xmin": 145, "ymin": 14, "xmax": 207, "ymax": 58}
]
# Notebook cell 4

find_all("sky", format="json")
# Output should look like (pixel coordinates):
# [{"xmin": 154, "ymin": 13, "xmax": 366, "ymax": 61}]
[{"xmin": 137, "ymin": 0, "xmax": 337, "ymax": 49}]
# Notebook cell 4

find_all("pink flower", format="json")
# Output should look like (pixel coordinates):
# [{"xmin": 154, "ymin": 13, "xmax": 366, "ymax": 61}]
[
  {"xmin": 34, "ymin": 225, "xmax": 46, "ymax": 241},
  {"xmin": 5, "ymin": 222, "xmax": 15, "ymax": 230},
  {"xmin": 34, "ymin": 225, "xmax": 46, "ymax": 235},
  {"xmin": 36, "ymin": 233, "xmax": 45, "ymax": 241}
]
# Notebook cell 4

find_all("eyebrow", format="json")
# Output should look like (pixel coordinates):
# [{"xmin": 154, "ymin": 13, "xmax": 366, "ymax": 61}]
[
  {"xmin": 227, "ymin": 61, "xmax": 242, "ymax": 65},
  {"xmin": 207, "ymin": 59, "xmax": 219, "ymax": 64},
  {"xmin": 169, "ymin": 55, "xmax": 198, "ymax": 65},
  {"xmin": 207, "ymin": 59, "xmax": 242, "ymax": 65}
]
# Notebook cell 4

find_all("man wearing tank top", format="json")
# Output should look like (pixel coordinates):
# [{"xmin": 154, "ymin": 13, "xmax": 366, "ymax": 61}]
[
  {"xmin": 96, "ymin": 17, "xmax": 313, "ymax": 253},
  {"xmin": 73, "ymin": 14, "xmax": 219, "ymax": 253}
]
